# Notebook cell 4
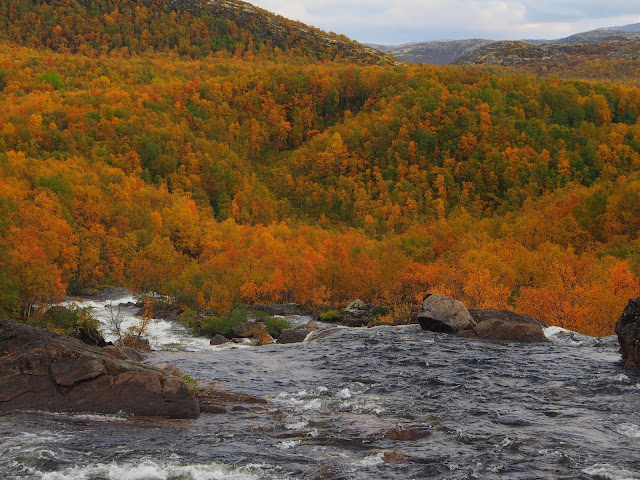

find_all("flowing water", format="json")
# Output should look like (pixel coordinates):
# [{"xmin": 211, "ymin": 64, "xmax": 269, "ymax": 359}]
[{"xmin": 1, "ymin": 294, "xmax": 639, "ymax": 479}]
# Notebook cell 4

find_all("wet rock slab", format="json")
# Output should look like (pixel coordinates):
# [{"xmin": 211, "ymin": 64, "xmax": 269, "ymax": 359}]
[
  {"xmin": 0, "ymin": 319, "xmax": 199, "ymax": 418},
  {"xmin": 195, "ymin": 385, "xmax": 268, "ymax": 414}
]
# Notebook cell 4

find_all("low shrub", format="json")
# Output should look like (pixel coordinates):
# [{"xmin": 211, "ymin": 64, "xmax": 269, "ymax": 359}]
[
  {"xmin": 263, "ymin": 316, "xmax": 291, "ymax": 338},
  {"xmin": 320, "ymin": 309, "xmax": 342, "ymax": 322},
  {"xmin": 370, "ymin": 306, "xmax": 390, "ymax": 319},
  {"xmin": 37, "ymin": 304, "xmax": 99, "ymax": 334},
  {"xmin": 198, "ymin": 314, "xmax": 243, "ymax": 337},
  {"xmin": 375, "ymin": 304, "xmax": 411, "ymax": 324},
  {"xmin": 182, "ymin": 306, "xmax": 289, "ymax": 338},
  {"xmin": 183, "ymin": 375, "xmax": 198, "ymax": 394}
]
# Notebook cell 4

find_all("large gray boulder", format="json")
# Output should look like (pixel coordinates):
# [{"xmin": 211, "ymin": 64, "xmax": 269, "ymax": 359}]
[
  {"xmin": 417, "ymin": 294, "xmax": 475, "ymax": 333},
  {"xmin": 345, "ymin": 299, "xmax": 367, "ymax": 313},
  {"xmin": 209, "ymin": 334, "xmax": 228, "ymax": 346},
  {"xmin": 615, "ymin": 298, "xmax": 640, "ymax": 370},
  {"xmin": 463, "ymin": 309, "xmax": 549, "ymax": 343},
  {"xmin": 343, "ymin": 299, "xmax": 374, "ymax": 327},
  {"xmin": 0, "ymin": 319, "xmax": 199, "ymax": 418}
]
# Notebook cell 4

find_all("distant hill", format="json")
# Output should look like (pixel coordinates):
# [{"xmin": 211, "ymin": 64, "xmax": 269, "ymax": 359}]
[
  {"xmin": 0, "ymin": 0, "xmax": 393, "ymax": 64},
  {"xmin": 525, "ymin": 22, "xmax": 640, "ymax": 45},
  {"xmin": 371, "ymin": 22, "xmax": 640, "ymax": 65},
  {"xmin": 369, "ymin": 39, "xmax": 491, "ymax": 65},
  {"xmin": 612, "ymin": 22, "xmax": 640, "ymax": 33},
  {"xmin": 452, "ymin": 38, "xmax": 640, "ymax": 66}
]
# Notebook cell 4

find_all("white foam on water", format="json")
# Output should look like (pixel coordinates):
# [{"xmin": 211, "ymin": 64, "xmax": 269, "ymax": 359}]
[
  {"xmin": 1, "ymin": 431, "xmax": 84, "ymax": 479},
  {"xmin": 612, "ymin": 375, "xmax": 640, "ymax": 391},
  {"xmin": 338, "ymin": 400, "xmax": 385, "ymax": 415},
  {"xmin": 343, "ymin": 382, "xmax": 368, "ymax": 395},
  {"xmin": 616, "ymin": 423, "xmax": 640, "ymax": 439},
  {"xmin": 31, "ymin": 410, "xmax": 127, "ymax": 423},
  {"xmin": 583, "ymin": 464, "xmax": 640, "ymax": 480},
  {"xmin": 62, "ymin": 294, "xmax": 226, "ymax": 352},
  {"xmin": 487, "ymin": 462, "xmax": 508, "ymax": 473},
  {"xmin": 496, "ymin": 437, "xmax": 512, "ymax": 448},
  {"xmin": 276, "ymin": 440, "xmax": 301, "ymax": 450},
  {"xmin": 274, "ymin": 391, "xmax": 324, "ymax": 411},
  {"xmin": 284, "ymin": 419, "xmax": 309, "ymax": 431},
  {"xmin": 273, "ymin": 394, "xmax": 305, "ymax": 409},
  {"xmin": 544, "ymin": 326, "xmax": 598, "ymax": 347},
  {"xmin": 302, "ymin": 398, "xmax": 323, "ymax": 411},
  {"xmin": 337, "ymin": 388, "xmax": 352, "ymax": 399},
  {"xmin": 357, "ymin": 452, "xmax": 385, "ymax": 467},
  {"xmin": 537, "ymin": 448, "xmax": 564, "ymax": 459},
  {"xmin": 275, "ymin": 385, "xmax": 386, "ymax": 415},
  {"xmin": 301, "ymin": 330, "xmax": 316, "ymax": 343},
  {"xmin": 276, "ymin": 383, "xmax": 385, "ymax": 416},
  {"xmin": 1, "ymin": 431, "xmax": 73, "ymax": 452},
  {"xmin": 38, "ymin": 460, "xmax": 283, "ymax": 480}
]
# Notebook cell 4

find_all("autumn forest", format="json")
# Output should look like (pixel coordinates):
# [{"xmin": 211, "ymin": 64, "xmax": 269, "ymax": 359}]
[{"xmin": 1, "ymin": 0, "xmax": 640, "ymax": 336}]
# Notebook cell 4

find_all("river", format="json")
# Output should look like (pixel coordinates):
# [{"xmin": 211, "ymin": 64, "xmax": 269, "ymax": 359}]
[{"xmin": 1, "ymin": 294, "xmax": 639, "ymax": 479}]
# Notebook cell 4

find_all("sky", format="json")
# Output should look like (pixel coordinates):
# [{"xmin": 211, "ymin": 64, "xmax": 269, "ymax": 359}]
[{"xmin": 248, "ymin": 0, "xmax": 640, "ymax": 45}]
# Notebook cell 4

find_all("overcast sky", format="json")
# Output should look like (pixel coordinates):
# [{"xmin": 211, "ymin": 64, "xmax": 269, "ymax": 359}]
[{"xmin": 249, "ymin": 0, "xmax": 640, "ymax": 45}]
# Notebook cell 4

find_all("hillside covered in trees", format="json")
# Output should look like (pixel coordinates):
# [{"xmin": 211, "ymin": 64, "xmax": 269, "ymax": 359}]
[
  {"xmin": 1, "ymin": 0, "xmax": 639, "ymax": 336},
  {"xmin": 0, "ymin": 0, "xmax": 392, "ymax": 63}
]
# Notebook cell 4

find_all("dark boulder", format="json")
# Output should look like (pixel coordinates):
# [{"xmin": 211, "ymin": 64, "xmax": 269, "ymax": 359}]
[
  {"xmin": 345, "ymin": 299, "xmax": 367, "ymax": 312},
  {"xmin": 152, "ymin": 304, "xmax": 184, "ymax": 322},
  {"xmin": 417, "ymin": 294, "xmax": 549, "ymax": 343},
  {"xmin": 277, "ymin": 327, "xmax": 314, "ymax": 344},
  {"xmin": 344, "ymin": 315, "xmax": 369, "ymax": 328},
  {"xmin": 209, "ymin": 334, "xmax": 228, "ymax": 346},
  {"xmin": 615, "ymin": 298, "xmax": 640, "ymax": 370},
  {"xmin": 463, "ymin": 309, "xmax": 549, "ymax": 343},
  {"xmin": 342, "ymin": 299, "xmax": 374, "ymax": 327},
  {"xmin": 230, "ymin": 322, "xmax": 273, "ymax": 344},
  {"xmin": 417, "ymin": 294, "xmax": 475, "ymax": 333},
  {"xmin": 0, "ymin": 319, "xmax": 199, "ymax": 418},
  {"xmin": 71, "ymin": 325, "xmax": 108, "ymax": 347}
]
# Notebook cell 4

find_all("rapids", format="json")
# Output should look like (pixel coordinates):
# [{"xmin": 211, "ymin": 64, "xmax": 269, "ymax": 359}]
[{"xmin": 1, "ymin": 294, "xmax": 639, "ymax": 479}]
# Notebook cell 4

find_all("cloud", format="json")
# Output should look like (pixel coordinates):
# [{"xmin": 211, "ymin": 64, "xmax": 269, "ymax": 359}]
[{"xmin": 248, "ymin": 0, "xmax": 640, "ymax": 44}]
